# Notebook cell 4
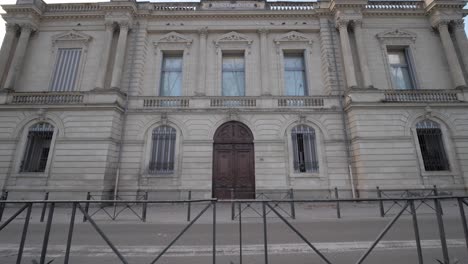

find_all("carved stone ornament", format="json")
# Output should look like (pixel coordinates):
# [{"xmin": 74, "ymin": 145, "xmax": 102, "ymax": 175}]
[
  {"xmin": 376, "ymin": 29, "xmax": 417, "ymax": 44},
  {"xmin": 298, "ymin": 114, "xmax": 307, "ymax": 124},
  {"xmin": 228, "ymin": 109, "xmax": 239, "ymax": 121},
  {"xmin": 424, "ymin": 106, "xmax": 433, "ymax": 119},
  {"xmin": 214, "ymin": 31, "xmax": 253, "ymax": 54},
  {"xmin": 37, "ymin": 108, "xmax": 47, "ymax": 122},
  {"xmin": 155, "ymin": 31, "xmax": 193, "ymax": 47},
  {"xmin": 161, "ymin": 112, "xmax": 168, "ymax": 125},
  {"xmin": 274, "ymin": 31, "xmax": 313, "ymax": 54},
  {"xmin": 52, "ymin": 30, "xmax": 92, "ymax": 47}
]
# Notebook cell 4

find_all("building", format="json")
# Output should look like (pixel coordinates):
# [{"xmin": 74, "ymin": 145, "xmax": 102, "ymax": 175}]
[{"xmin": 0, "ymin": 0, "xmax": 467, "ymax": 200}]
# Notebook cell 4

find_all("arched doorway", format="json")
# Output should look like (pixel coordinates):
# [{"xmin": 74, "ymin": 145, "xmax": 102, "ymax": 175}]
[{"xmin": 213, "ymin": 121, "xmax": 255, "ymax": 199}]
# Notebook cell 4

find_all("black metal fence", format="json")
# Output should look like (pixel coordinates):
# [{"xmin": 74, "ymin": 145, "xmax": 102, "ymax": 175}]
[{"xmin": 0, "ymin": 195, "xmax": 468, "ymax": 264}]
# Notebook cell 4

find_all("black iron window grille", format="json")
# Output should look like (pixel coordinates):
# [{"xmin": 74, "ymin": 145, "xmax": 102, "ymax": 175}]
[
  {"xmin": 149, "ymin": 126, "xmax": 176, "ymax": 174},
  {"xmin": 291, "ymin": 125, "xmax": 319, "ymax": 173},
  {"xmin": 21, "ymin": 123, "xmax": 54, "ymax": 172},
  {"xmin": 416, "ymin": 119, "xmax": 450, "ymax": 171}
]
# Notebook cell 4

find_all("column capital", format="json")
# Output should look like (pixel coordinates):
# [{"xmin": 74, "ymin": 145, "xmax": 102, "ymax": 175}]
[
  {"xmin": 257, "ymin": 28, "xmax": 269, "ymax": 35},
  {"xmin": 335, "ymin": 19, "xmax": 350, "ymax": 30},
  {"xmin": 198, "ymin": 27, "xmax": 208, "ymax": 36},
  {"xmin": 5, "ymin": 23, "xmax": 19, "ymax": 33},
  {"xmin": 452, "ymin": 19, "xmax": 465, "ymax": 30},
  {"xmin": 351, "ymin": 19, "xmax": 363, "ymax": 29},
  {"xmin": 104, "ymin": 21, "xmax": 116, "ymax": 31},
  {"xmin": 19, "ymin": 23, "xmax": 37, "ymax": 33},
  {"xmin": 118, "ymin": 21, "xmax": 131, "ymax": 31}
]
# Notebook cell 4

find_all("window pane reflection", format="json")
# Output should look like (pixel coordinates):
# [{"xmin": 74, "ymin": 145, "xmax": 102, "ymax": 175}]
[
  {"xmin": 284, "ymin": 55, "xmax": 307, "ymax": 96},
  {"xmin": 222, "ymin": 55, "xmax": 245, "ymax": 96},
  {"xmin": 160, "ymin": 55, "xmax": 183, "ymax": 96}
]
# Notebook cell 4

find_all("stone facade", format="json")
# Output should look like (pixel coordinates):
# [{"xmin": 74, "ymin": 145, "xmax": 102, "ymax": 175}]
[{"xmin": 0, "ymin": 0, "xmax": 467, "ymax": 199}]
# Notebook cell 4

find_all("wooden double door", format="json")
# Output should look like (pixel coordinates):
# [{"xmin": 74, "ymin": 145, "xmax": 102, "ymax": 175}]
[{"xmin": 212, "ymin": 121, "xmax": 255, "ymax": 199}]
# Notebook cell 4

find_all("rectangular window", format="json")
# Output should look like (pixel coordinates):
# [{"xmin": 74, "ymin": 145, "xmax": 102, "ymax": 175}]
[
  {"xmin": 160, "ymin": 55, "xmax": 183, "ymax": 96},
  {"xmin": 387, "ymin": 49, "xmax": 415, "ymax": 90},
  {"xmin": 21, "ymin": 123, "xmax": 54, "ymax": 173},
  {"xmin": 149, "ymin": 126, "xmax": 176, "ymax": 174},
  {"xmin": 284, "ymin": 54, "xmax": 307, "ymax": 96},
  {"xmin": 291, "ymin": 125, "xmax": 318, "ymax": 173},
  {"xmin": 222, "ymin": 55, "xmax": 245, "ymax": 96},
  {"xmin": 50, "ymin": 48, "xmax": 82, "ymax": 92}
]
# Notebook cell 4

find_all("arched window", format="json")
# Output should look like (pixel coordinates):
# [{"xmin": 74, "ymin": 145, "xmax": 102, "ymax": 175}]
[
  {"xmin": 291, "ymin": 125, "xmax": 318, "ymax": 173},
  {"xmin": 416, "ymin": 119, "xmax": 449, "ymax": 171},
  {"xmin": 21, "ymin": 122, "xmax": 55, "ymax": 172},
  {"xmin": 149, "ymin": 126, "xmax": 176, "ymax": 174}
]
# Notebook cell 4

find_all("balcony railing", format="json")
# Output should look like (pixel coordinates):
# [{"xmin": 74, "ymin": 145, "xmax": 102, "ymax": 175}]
[
  {"xmin": 277, "ymin": 97, "xmax": 324, "ymax": 107},
  {"xmin": 383, "ymin": 90, "xmax": 460, "ymax": 103},
  {"xmin": 143, "ymin": 98, "xmax": 190, "ymax": 108},
  {"xmin": 268, "ymin": 2, "xmax": 317, "ymax": 11},
  {"xmin": 366, "ymin": 1, "xmax": 423, "ymax": 9},
  {"xmin": 210, "ymin": 97, "xmax": 257, "ymax": 108},
  {"xmin": 10, "ymin": 92, "xmax": 84, "ymax": 104}
]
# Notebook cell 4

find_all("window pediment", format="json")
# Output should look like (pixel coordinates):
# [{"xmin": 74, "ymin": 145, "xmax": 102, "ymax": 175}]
[
  {"xmin": 274, "ymin": 31, "xmax": 313, "ymax": 54},
  {"xmin": 376, "ymin": 29, "xmax": 417, "ymax": 44},
  {"xmin": 214, "ymin": 31, "xmax": 253, "ymax": 54},
  {"xmin": 52, "ymin": 30, "xmax": 92, "ymax": 47},
  {"xmin": 154, "ymin": 31, "xmax": 193, "ymax": 47}
]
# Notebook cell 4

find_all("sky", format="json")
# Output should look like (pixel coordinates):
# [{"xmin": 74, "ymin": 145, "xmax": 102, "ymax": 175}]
[{"xmin": 0, "ymin": 0, "xmax": 467, "ymax": 46}]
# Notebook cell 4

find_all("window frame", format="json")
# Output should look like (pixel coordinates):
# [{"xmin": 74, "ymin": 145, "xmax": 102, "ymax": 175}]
[
  {"xmin": 15, "ymin": 121, "xmax": 58, "ymax": 177},
  {"xmin": 159, "ymin": 53, "xmax": 184, "ymax": 97},
  {"xmin": 386, "ymin": 47, "xmax": 417, "ymax": 90},
  {"xmin": 221, "ymin": 53, "xmax": 246, "ymax": 97},
  {"xmin": 283, "ymin": 52, "xmax": 308, "ymax": 96},
  {"xmin": 49, "ymin": 47, "xmax": 84, "ymax": 92},
  {"xmin": 141, "ymin": 123, "xmax": 181, "ymax": 178}
]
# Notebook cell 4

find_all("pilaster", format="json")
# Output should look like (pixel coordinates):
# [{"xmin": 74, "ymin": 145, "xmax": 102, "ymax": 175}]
[
  {"xmin": 196, "ymin": 27, "xmax": 208, "ymax": 96},
  {"xmin": 0, "ymin": 24, "xmax": 19, "ymax": 87},
  {"xmin": 258, "ymin": 28, "xmax": 270, "ymax": 96}
]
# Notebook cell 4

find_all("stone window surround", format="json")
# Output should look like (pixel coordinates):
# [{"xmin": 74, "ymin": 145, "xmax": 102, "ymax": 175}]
[
  {"xmin": 285, "ymin": 121, "xmax": 326, "ymax": 179},
  {"xmin": 274, "ymin": 31, "xmax": 314, "ymax": 96},
  {"xmin": 153, "ymin": 32, "xmax": 193, "ymax": 96},
  {"xmin": 140, "ymin": 122, "xmax": 182, "ymax": 179},
  {"xmin": 13, "ymin": 120, "xmax": 58, "ymax": 178},
  {"xmin": 410, "ymin": 117, "xmax": 459, "ymax": 179},
  {"xmin": 48, "ymin": 30, "xmax": 91, "ymax": 92},
  {"xmin": 377, "ymin": 29, "xmax": 421, "ymax": 91}
]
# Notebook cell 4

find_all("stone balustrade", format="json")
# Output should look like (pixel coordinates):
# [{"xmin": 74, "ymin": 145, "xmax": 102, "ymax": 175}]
[
  {"xmin": 0, "ymin": 91, "xmax": 125, "ymax": 107},
  {"xmin": 383, "ymin": 90, "xmax": 460, "ymax": 103},
  {"xmin": 10, "ymin": 92, "xmax": 84, "ymax": 104},
  {"xmin": 366, "ymin": 1, "xmax": 423, "ymax": 9}
]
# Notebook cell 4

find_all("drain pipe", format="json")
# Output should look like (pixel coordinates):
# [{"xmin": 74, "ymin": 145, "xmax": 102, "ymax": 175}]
[
  {"xmin": 328, "ymin": 19, "xmax": 357, "ymax": 198},
  {"xmin": 113, "ymin": 22, "xmax": 139, "ymax": 201}
]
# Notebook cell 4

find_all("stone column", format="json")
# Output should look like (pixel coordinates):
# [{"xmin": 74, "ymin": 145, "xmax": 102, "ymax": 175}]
[
  {"xmin": 258, "ymin": 28, "xmax": 270, "ymax": 95},
  {"xmin": 453, "ymin": 19, "xmax": 468, "ymax": 76},
  {"xmin": 0, "ymin": 24, "xmax": 18, "ymax": 86},
  {"xmin": 337, "ymin": 20, "xmax": 357, "ymax": 89},
  {"xmin": 3, "ymin": 24, "xmax": 34, "ymax": 90},
  {"xmin": 196, "ymin": 27, "xmax": 207, "ymax": 96},
  {"xmin": 352, "ymin": 21, "xmax": 373, "ymax": 88},
  {"xmin": 110, "ymin": 22, "xmax": 130, "ymax": 90},
  {"xmin": 437, "ymin": 21, "xmax": 466, "ymax": 88},
  {"xmin": 95, "ymin": 22, "xmax": 115, "ymax": 90}
]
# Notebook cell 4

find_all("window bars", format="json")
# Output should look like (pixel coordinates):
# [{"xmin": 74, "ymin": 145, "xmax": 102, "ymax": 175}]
[
  {"xmin": 149, "ymin": 126, "xmax": 176, "ymax": 174},
  {"xmin": 291, "ymin": 125, "xmax": 318, "ymax": 173},
  {"xmin": 50, "ymin": 48, "xmax": 82, "ymax": 92},
  {"xmin": 416, "ymin": 120, "xmax": 449, "ymax": 171},
  {"xmin": 21, "ymin": 123, "xmax": 54, "ymax": 172}
]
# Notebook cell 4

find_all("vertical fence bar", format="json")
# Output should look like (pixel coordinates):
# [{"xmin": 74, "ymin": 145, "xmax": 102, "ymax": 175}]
[
  {"xmin": 433, "ymin": 185, "xmax": 443, "ymax": 215},
  {"xmin": 212, "ymin": 201, "xmax": 216, "ymax": 264},
  {"xmin": 377, "ymin": 186, "xmax": 384, "ymax": 217},
  {"xmin": 187, "ymin": 190, "xmax": 192, "ymax": 222},
  {"xmin": 83, "ymin": 192, "xmax": 91, "ymax": 222},
  {"xmin": 435, "ymin": 198, "xmax": 449, "ymax": 264},
  {"xmin": 238, "ymin": 202, "xmax": 243, "ymax": 264},
  {"xmin": 142, "ymin": 191, "xmax": 148, "ymax": 222},
  {"xmin": 409, "ymin": 200, "xmax": 423, "ymax": 264},
  {"xmin": 40, "ymin": 202, "xmax": 55, "ymax": 264},
  {"xmin": 231, "ymin": 188, "xmax": 235, "ymax": 220},
  {"xmin": 17, "ymin": 203, "xmax": 32, "ymax": 264},
  {"xmin": 457, "ymin": 198, "xmax": 468, "ymax": 254},
  {"xmin": 262, "ymin": 202, "xmax": 269, "ymax": 264},
  {"xmin": 335, "ymin": 187, "xmax": 341, "ymax": 219},
  {"xmin": 289, "ymin": 188, "xmax": 296, "ymax": 219},
  {"xmin": 0, "ymin": 191, "xmax": 8, "ymax": 222},
  {"xmin": 40, "ymin": 192, "xmax": 49, "ymax": 222},
  {"xmin": 64, "ymin": 202, "xmax": 77, "ymax": 264}
]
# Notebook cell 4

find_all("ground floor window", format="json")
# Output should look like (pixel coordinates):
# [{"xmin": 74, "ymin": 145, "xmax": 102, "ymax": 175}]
[
  {"xmin": 416, "ymin": 119, "xmax": 449, "ymax": 171},
  {"xmin": 21, "ymin": 123, "xmax": 54, "ymax": 172},
  {"xmin": 291, "ymin": 125, "xmax": 318, "ymax": 173},
  {"xmin": 149, "ymin": 126, "xmax": 176, "ymax": 174}
]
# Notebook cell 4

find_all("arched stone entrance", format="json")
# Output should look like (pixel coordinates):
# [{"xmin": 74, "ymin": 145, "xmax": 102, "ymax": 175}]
[{"xmin": 212, "ymin": 121, "xmax": 255, "ymax": 199}]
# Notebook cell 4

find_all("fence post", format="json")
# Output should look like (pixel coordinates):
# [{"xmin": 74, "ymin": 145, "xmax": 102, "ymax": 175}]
[
  {"xmin": 83, "ymin": 192, "xmax": 91, "ymax": 222},
  {"xmin": 262, "ymin": 201, "xmax": 269, "ymax": 264},
  {"xmin": 0, "ymin": 191, "xmax": 8, "ymax": 222},
  {"xmin": 433, "ymin": 185, "xmax": 443, "ymax": 215},
  {"xmin": 409, "ymin": 200, "xmax": 423, "ymax": 264},
  {"xmin": 142, "ymin": 191, "xmax": 148, "ymax": 222},
  {"xmin": 377, "ymin": 186, "xmax": 384, "ymax": 217},
  {"xmin": 212, "ymin": 200, "xmax": 216, "ymax": 264},
  {"xmin": 457, "ymin": 198, "xmax": 468, "ymax": 254},
  {"xmin": 434, "ymin": 197, "xmax": 449, "ymax": 264},
  {"xmin": 231, "ymin": 188, "xmax": 235, "ymax": 220},
  {"xmin": 335, "ymin": 187, "xmax": 341, "ymax": 219},
  {"xmin": 289, "ymin": 188, "xmax": 296, "ymax": 220},
  {"xmin": 40, "ymin": 192, "xmax": 49, "ymax": 222},
  {"xmin": 187, "ymin": 190, "xmax": 192, "ymax": 222}
]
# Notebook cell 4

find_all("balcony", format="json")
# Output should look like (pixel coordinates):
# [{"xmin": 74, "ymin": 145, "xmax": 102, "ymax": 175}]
[
  {"xmin": 0, "ymin": 91, "xmax": 125, "ymax": 107},
  {"xmin": 383, "ymin": 90, "xmax": 460, "ymax": 103}
]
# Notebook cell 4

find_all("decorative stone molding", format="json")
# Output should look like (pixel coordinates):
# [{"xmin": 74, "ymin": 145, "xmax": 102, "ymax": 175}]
[
  {"xmin": 51, "ymin": 30, "xmax": 92, "ymax": 48},
  {"xmin": 214, "ymin": 31, "xmax": 253, "ymax": 54},
  {"xmin": 153, "ymin": 31, "xmax": 193, "ymax": 55},
  {"xmin": 376, "ymin": 28, "xmax": 417, "ymax": 44},
  {"xmin": 274, "ymin": 31, "xmax": 313, "ymax": 54},
  {"xmin": 198, "ymin": 27, "xmax": 208, "ymax": 36}
]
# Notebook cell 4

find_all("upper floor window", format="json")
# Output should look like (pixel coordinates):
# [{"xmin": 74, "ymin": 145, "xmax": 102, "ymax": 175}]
[
  {"xmin": 160, "ymin": 55, "xmax": 183, "ymax": 96},
  {"xmin": 284, "ymin": 54, "xmax": 307, "ymax": 96},
  {"xmin": 222, "ymin": 55, "xmax": 245, "ymax": 96},
  {"xmin": 149, "ymin": 126, "xmax": 176, "ymax": 174},
  {"xmin": 21, "ymin": 123, "xmax": 54, "ymax": 173},
  {"xmin": 49, "ymin": 48, "xmax": 82, "ymax": 92},
  {"xmin": 416, "ymin": 120, "xmax": 449, "ymax": 171},
  {"xmin": 291, "ymin": 125, "xmax": 318, "ymax": 173},
  {"xmin": 387, "ymin": 49, "xmax": 415, "ymax": 90}
]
